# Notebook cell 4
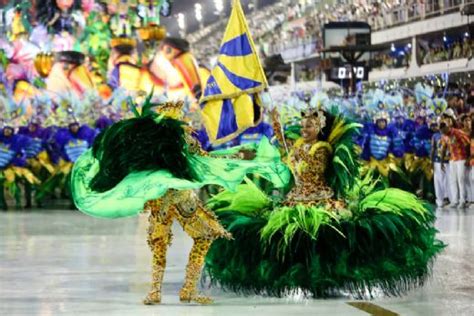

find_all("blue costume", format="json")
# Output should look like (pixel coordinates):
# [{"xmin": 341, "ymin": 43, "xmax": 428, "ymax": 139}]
[
  {"xmin": 388, "ymin": 115, "xmax": 409, "ymax": 159},
  {"xmin": 411, "ymin": 118, "xmax": 432, "ymax": 159},
  {"xmin": 35, "ymin": 123, "xmax": 96, "ymax": 206},
  {"xmin": 361, "ymin": 122, "xmax": 392, "ymax": 161},
  {"xmin": 0, "ymin": 127, "xmax": 38, "ymax": 210},
  {"xmin": 18, "ymin": 123, "xmax": 48, "ymax": 159},
  {"xmin": 17, "ymin": 123, "xmax": 53, "ymax": 207},
  {"xmin": 54, "ymin": 124, "xmax": 96, "ymax": 163}
]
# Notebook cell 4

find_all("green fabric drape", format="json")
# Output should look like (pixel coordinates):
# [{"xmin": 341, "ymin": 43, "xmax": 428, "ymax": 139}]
[{"xmin": 71, "ymin": 137, "xmax": 291, "ymax": 218}]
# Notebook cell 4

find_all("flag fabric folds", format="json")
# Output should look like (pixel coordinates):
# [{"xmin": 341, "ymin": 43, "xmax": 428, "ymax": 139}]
[{"xmin": 200, "ymin": 0, "xmax": 268, "ymax": 145}]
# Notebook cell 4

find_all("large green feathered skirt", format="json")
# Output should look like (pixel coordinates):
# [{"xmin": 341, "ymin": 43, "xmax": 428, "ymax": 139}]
[
  {"xmin": 71, "ymin": 137, "xmax": 291, "ymax": 218},
  {"xmin": 204, "ymin": 185, "xmax": 445, "ymax": 298}
]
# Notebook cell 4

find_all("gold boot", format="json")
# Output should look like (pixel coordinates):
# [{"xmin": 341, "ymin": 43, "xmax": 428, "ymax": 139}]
[
  {"xmin": 179, "ymin": 238, "xmax": 213, "ymax": 304},
  {"xmin": 143, "ymin": 263, "xmax": 165, "ymax": 305},
  {"xmin": 143, "ymin": 199, "xmax": 172, "ymax": 305}
]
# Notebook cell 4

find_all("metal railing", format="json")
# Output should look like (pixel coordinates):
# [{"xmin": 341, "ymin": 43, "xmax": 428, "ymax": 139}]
[
  {"xmin": 266, "ymin": 37, "xmax": 320, "ymax": 60},
  {"xmin": 370, "ymin": 0, "xmax": 472, "ymax": 31}
]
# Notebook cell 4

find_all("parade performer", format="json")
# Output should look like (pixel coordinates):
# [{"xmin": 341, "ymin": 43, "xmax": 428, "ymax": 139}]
[
  {"xmin": 440, "ymin": 113, "xmax": 470, "ymax": 209},
  {"xmin": 361, "ymin": 111, "xmax": 401, "ymax": 178},
  {"xmin": 204, "ymin": 106, "xmax": 444, "ymax": 298},
  {"xmin": 388, "ymin": 110, "xmax": 409, "ymax": 159},
  {"xmin": 36, "ymin": 114, "xmax": 96, "ymax": 205},
  {"xmin": 460, "ymin": 114, "xmax": 473, "ymax": 203},
  {"xmin": 18, "ymin": 119, "xmax": 55, "ymax": 208},
  {"xmin": 70, "ymin": 97, "xmax": 291, "ymax": 304},
  {"xmin": 409, "ymin": 113, "xmax": 434, "ymax": 198},
  {"xmin": 0, "ymin": 124, "xmax": 40, "ymax": 210},
  {"xmin": 431, "ymin": 121, "xmax": 451, "ymax": 208}
]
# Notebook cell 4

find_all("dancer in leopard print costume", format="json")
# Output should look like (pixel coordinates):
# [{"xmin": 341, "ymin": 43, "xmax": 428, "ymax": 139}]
[
  {"xmin": 70, "ymin": 98, "xmax": 290, "ymax": 305},
  {"xmin": 143, "ymin": 175, "xmax": 231, "ymax": 305}
]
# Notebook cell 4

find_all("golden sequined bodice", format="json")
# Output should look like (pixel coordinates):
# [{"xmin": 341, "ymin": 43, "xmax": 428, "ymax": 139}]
[
  {"xmin": 285, "ymin": 139, "xmax": 334, "ymax": 204},
  {"xmin": 291, "ymin": 141, "xmax": 328, "ymax": 182}
]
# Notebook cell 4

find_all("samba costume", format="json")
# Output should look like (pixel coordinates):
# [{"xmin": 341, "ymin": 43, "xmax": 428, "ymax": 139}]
[
  {"xmin": 18, "ymin": 120, "xmax": 55, "ymax": 208},
  {"xmin": 408, "ymin": 114, "xmax": 434, "ymax": 198},
  {"xmin": 360, "ymin": 111, "xmax": 402, "ymax": 179},
  {"xmin": 70, "ymin": 98, "xmax": 291, "ymax": 304},
  {"xmin": 0, "ymin": 125, "xmax": 40, "ymax": 210},
  {"xmin": 35, "ymin": 99, "xmax": 97, "ymax": 205},
  {"xmin": 204, "ymin": 107, "xmax": 444, "ymax": 298},
  {"xmin": 0, "ymin": 96, "xmax": 42, "ymax": 210},
  {"xmin": 358, "ymin": 90, "xmax": 419, "ymax": 192},
  {"xmin": 388, "ymin": 111, "xmax": 409, "ymax": 159}
]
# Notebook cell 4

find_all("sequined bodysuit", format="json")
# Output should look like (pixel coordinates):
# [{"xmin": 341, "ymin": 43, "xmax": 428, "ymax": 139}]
[
  {"xmin": 273, "ymin": 119, "xmax": 335, "ymax": 206},
  {"xmin": 143, "ymin": 129, "xmax": 230, "ymax": 305}
]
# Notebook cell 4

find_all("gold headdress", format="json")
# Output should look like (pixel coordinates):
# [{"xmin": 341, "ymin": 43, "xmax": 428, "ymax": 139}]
[
  {"xmin": 302, "ymin": 108, "xmax": 326, "ymax": 130},
  {"xmin": 156, "ymin": 101, "xmax": 185, "ymax": 120}
]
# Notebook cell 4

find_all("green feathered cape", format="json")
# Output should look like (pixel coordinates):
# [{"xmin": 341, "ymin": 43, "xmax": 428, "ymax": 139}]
[{"xmin": 71, "ymin": 134, "xmax": 291, "ymax": 218}]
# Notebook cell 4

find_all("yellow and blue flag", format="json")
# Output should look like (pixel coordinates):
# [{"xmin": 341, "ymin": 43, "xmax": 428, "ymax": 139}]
[{"xmin": 200, "ymin": 0, "xmax": 268, "ymax": 145}]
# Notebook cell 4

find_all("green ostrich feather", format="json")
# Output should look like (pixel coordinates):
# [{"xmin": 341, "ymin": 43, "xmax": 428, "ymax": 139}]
[
  {"xmin": 358, "ymin": 188, "xmax": 428, "ymax": 220},
  {"xmin": 206, "ymin": 179, "xmax": 271, "ymax": 214},
  {"xmin": 260, "ymin": 204, "xmax": 342, "ymax": 251},
  {"xmin": 205, "ymin": 158, "xmax": 444, "ymax": 298},
  {"xmin": 89, "ymin": 93, "xmax": 199, "ymax": 192},
  {"xmin": 326, "ymin": 116, "xmax": 361, "ymax": 198},
  {"xmin": 206, "ymin": 206, "xmax": 445, "ymax": 298},
  {"xmin": 90, "ymin": 114, "xmax": 196, "ymax": 192}
]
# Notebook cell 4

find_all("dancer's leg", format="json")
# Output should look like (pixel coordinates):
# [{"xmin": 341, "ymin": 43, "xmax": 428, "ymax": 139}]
[
  {"xmin": 143, "ymin": 199, "xmax": 173, "ymax": 305},
  {"xmin": 456, "ymin": 160, "xmax": 467, "ymax": 207},
  {"xmin": 449, "ymin": 161, "xmax": 459, "ymax": 206},
  {"xmin": 176, "ymin": 198, "xmax": 231, "ymax": 304},
  {"xmin": 179, "ymin": 238, "xmax": 213, "ymax": 304},
  {"xmin": 434, "ymin": 162, "xmax": 444, "ymax": 207}
]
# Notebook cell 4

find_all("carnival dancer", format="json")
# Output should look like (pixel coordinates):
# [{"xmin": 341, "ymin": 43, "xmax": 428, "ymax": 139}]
[
  {"xmin": 36, "ymin": 117, "xmax": 96, "ymax": 205},
  {"xmin": 0, "ymin": 125, "xmax": 40, "ymax": 210},
  {"xmin": 18, "ymin": 119, "xmax": 55, "ymax": 208},
  {"xmin": 440, "ymin": 113, "xmax": 470, "ymax": 209},
  {"xmin": 388, "ymin": 111, "xmax": 408, "ymax": 159},
  {"xmin": 361, "ymin": 111, "xmax": 400, "ymax": 178},
  {"xmin": 460, "ymin": 114, "xmax": 473, "ymax": 204},
  {"xmin": 70, "ymin": 98, "xmax": 291, "ymax": 304},
  {"xmin": 409, "ymin": 113, "xmax": 434, "ymax": 198},
  {"xmin": 469, "ymin": 122, "xmax": 474, "ymax": 206},
  {"xmin": 204, "ymin": 105, "xmax": 444, "ymax": 298}
]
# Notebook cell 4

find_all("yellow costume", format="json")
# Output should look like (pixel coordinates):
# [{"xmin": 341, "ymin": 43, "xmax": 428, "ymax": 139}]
[
  {"xmin": 272, "ymin": 109, "xmax": 345, "ymax": 209},
  {"xmin": 141, "ymin": 103, "xmax": 231, "ymax": 305},
  {"xmin": 143, "ymin": 190, "xmax": 230, "ymax": 305}
]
